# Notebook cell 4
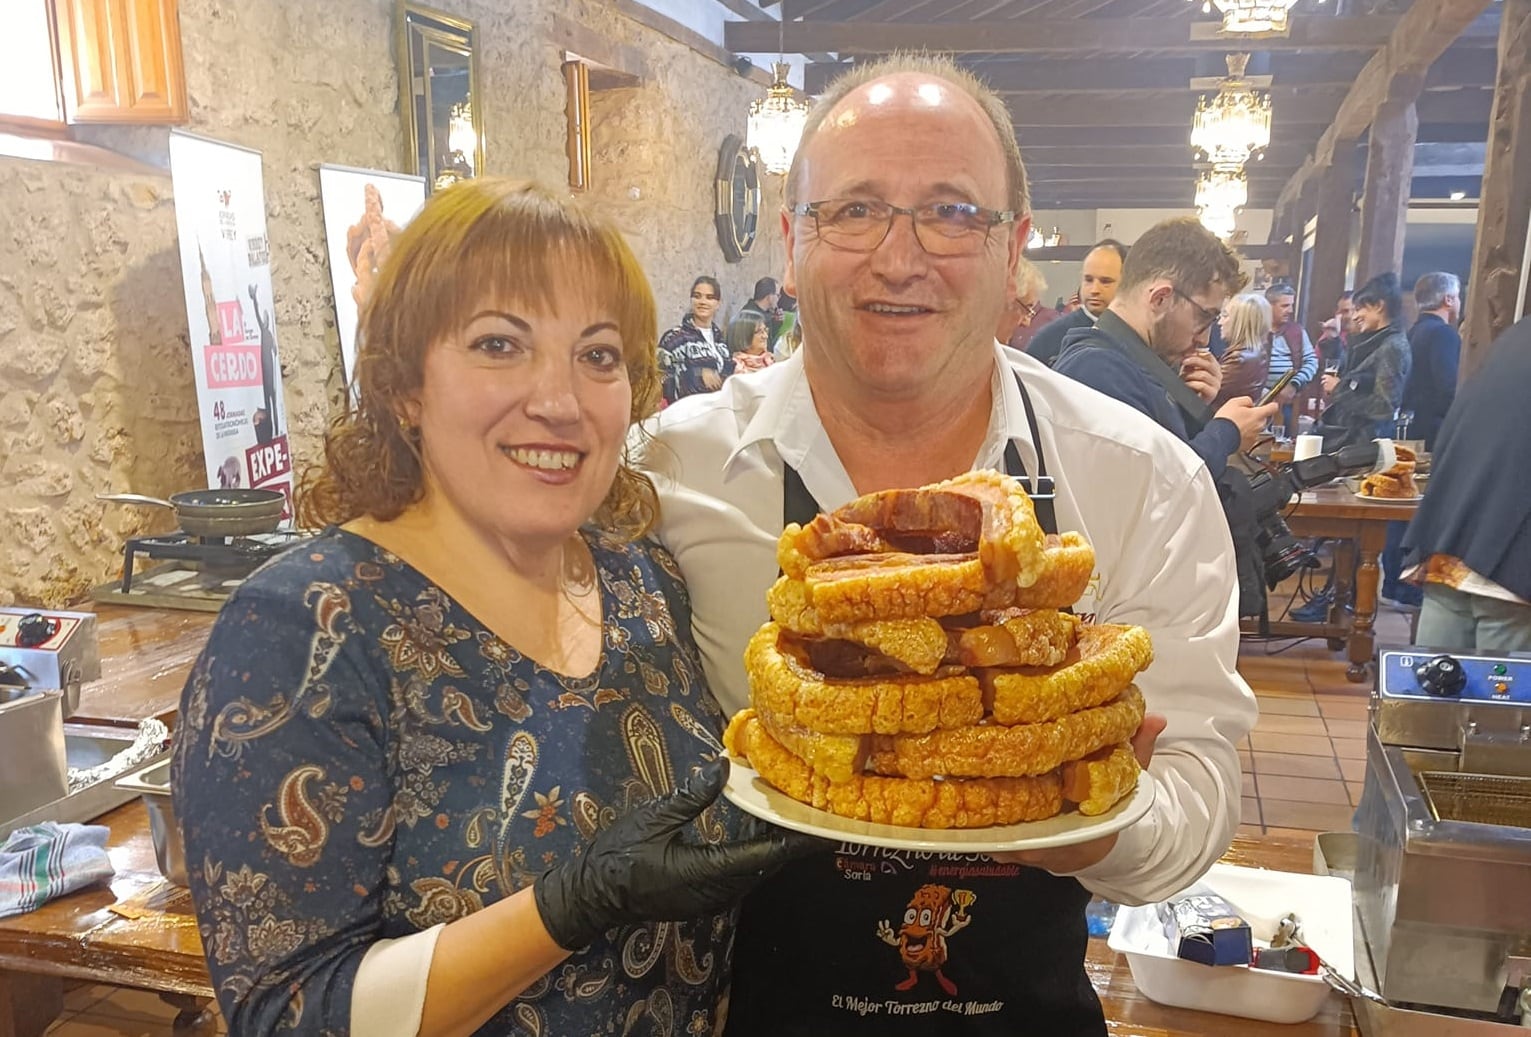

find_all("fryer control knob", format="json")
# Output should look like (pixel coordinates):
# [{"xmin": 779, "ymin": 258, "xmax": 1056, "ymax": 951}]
[
  {"xmin": 1415, "ymin": 654, "xmax": 1466, "ymax": 697},
  {"xmin": 15, "ymin": 612, "xmax": 57, "ymax": 649}
]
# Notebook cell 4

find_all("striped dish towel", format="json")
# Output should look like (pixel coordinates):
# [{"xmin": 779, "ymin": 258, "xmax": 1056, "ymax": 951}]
[{"xmin": 0, "ymin": 822, "xmax": 114, "ymax": 919}]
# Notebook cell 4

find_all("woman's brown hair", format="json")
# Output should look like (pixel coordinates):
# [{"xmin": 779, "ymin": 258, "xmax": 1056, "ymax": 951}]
[{"xmin": 298, "ymin": 178, "xmax": 662, "ymax": 540}]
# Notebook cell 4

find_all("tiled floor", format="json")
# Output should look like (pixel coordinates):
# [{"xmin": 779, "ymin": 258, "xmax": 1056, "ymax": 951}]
[
  {"xmin": 44, "ymin": 982, "xmax": 224, "ymax": 1035},
  {"xmin": 41, "ymin": 603, "xmax": 1415, "ymax": 1035},
  {"xmin": 1234, "ymin": 601, "xmax": 1413, "ymax": 841}
]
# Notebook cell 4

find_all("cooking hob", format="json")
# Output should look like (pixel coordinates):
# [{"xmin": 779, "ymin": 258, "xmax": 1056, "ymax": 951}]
[{"xmin": 89, "ymin": 530, "xmax": 312, "ymax": 612}]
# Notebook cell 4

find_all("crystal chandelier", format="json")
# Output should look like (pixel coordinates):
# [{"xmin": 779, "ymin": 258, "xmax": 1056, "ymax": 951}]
[
  {"xmin": 1212, "ymin": 0, "xmax": 1300, "ymax": 34},
  {"xmin": 1195, "ymin": 166, "xmax": 1248, "ymax": 239},
  {"xmin": 748, "ymin": 63, "xmax": 810, "ymax": 175},
  {"xmin": 1192, "ymin": 54, "xmax": 1272, "ymax": 167}
]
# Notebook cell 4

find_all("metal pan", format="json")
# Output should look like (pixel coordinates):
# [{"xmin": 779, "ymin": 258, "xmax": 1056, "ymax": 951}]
[{"xmin": 98, "ymin": 489, "xmax": 285, "ymax": 538}]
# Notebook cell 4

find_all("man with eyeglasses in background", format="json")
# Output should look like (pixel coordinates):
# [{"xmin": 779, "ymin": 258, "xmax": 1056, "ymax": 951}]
[
  {"xmin": 1053, "ymin": 218, "xmax": 1279, "ymax": 479},
  {"xmin": 640, "ymin": 53, "xmax": 1256, "ymax": 1037}
]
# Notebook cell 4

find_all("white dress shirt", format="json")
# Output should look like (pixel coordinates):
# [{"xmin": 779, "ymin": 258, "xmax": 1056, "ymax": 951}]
[{"xmin": 640, "ymin": 342, "xmax": 1257, "ymax": 905}]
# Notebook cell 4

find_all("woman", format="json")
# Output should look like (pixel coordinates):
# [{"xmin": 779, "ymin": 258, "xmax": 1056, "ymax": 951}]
[
  {"xmin": 658, "ymin": 275, "xmax": 732, "ymax": 403},
  {"xmin": 172, "ymin": 180, "xmax": 803, "ymax": 1037},
  {"xmin": 1318, "ymin": 272, "xmax": 1411, "ymax": 451},
  {"xmin": 727, "ymin": 315, "xmax": 773, "ymax": 373},
  {"xmin": 1209, "ymin": 292, "xmax": 1273, "ymax": 411}
]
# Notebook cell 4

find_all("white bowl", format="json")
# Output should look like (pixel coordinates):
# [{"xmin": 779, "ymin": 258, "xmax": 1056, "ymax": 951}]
[{"xmin": 1106, "ymin": 862, "xmax": 1354, "ymax": 1025}]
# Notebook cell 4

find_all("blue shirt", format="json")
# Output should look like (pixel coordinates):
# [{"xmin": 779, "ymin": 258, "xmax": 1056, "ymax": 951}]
[{"xmin": 173, "ymin": 528, "xmax": 745, "ymax": 1035}]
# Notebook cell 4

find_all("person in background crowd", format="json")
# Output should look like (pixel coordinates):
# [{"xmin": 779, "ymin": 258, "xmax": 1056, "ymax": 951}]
[
  {"xmin": 738, "ymin": 276, "xmax": 783, "ymax": 342},
  {"xmin": 1316, "ymin": 272, "xmax": 1411, "ymax": 449},
  {"xmin": 1209, "ymin": 292, "xmax": 1274, "ymax": 411},
  {"xmin": 728, "ymin": 314, "xmax": 774, "ymax": 373},
  {"xmin": 1316, "ymin": 290, "xmax": 1353, "ymax": 370},
  {"xmin": 1000, "ymin": 258, "xmax": 1060, "ymax": 352},
  {"xmin": 1054, "ymin": 218, "xmax": 1276, "ymax": 479},
  {"xmin": 642, "ymin": 53, "xmax": 1257, "ymax": 1037},
  {"xmin": 1025, "ymin": 239, "xmax": 1127, "ymax": 366},
  {"xmin": 1403, "ymin": 316, "xmax": 1531, "ymax": 651},
  {"xmin": 172, "ymin": 179, "xmax": 805, "ymax": 1037},
  {"xmin": 658, "ymin": 275, "xmax": 732, "ymax": 403},
  {"xmin": 1263, "ymin": 282, "xmax": 1318, "ymax": 430},
  {"xmin": 1401, "ymin": 271, "xmax": 1462, "ymax": 452},
  {"xmin": 1296, "ymin": 271, "xmax": 1413, "ymax": 622}
]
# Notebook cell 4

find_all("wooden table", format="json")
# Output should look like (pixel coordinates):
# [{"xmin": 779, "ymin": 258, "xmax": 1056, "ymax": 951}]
[
  {"xmin": 0, "ymin": 804, "xmax": 1355, "ymax": 1037},
  {"xmin": 1251, "ymin": 486, "xmax": 1418, "ymax": 683}
]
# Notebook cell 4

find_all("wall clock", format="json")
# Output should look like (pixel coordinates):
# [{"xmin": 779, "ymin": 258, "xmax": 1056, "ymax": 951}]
[{"xmin": 715, "ymin": 134, "xmax": 761, "ymax": 262}]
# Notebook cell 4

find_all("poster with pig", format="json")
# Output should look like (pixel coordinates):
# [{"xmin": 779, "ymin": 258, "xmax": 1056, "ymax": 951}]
[
  {"xmin": 168, "ymin": 130, "xmax": 293, "ymax": 520},
  {"xmin": 318, "ymin": 164, "xmax": 426, "ymax": 389}
]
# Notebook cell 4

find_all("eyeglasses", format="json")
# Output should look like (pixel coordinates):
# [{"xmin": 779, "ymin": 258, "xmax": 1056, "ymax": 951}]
[
  {"xmin": 1173, "ymin": 286, "xmax": 1221, "ymax": 332},
  {"xmin": 789, "ymin": 198, "xmax": 1017, "ymax": 257}
]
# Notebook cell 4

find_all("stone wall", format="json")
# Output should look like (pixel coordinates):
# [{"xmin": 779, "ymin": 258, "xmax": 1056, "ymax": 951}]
[{"xmin": 0, "ymin": 0, "xmax": 784, "ymax": 607}]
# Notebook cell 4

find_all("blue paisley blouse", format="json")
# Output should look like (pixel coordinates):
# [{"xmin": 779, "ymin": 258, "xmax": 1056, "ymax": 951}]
[{"xmin": 172, "ymin": 528, "xmax": 747, "ymax": 1036}]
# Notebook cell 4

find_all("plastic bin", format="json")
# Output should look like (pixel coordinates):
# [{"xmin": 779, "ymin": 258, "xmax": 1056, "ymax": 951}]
[{"xmin": 1106, "ymin": 862, "xmax": 1353, "ymax": 1025}]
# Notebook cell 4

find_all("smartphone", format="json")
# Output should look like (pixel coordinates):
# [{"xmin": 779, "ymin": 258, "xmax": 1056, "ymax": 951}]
[{"xmin": 1258, "ymin": 368, "xmax": 1299, "ymax": 407}]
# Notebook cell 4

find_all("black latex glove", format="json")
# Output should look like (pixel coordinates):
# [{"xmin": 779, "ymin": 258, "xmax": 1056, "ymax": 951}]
[{"xmin": 533, "ymin": 757, "xmax": 819, "ymax": 951}]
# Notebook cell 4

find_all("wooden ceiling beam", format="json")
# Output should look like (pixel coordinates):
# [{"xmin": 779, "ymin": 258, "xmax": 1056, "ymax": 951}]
[
  {"xmin": 1006, "ymin": 88, "xmax": 1349, "ymax": 127},
  {"xmin": 1273, "ymin": 0, "xmax": 1495, "ymax": 217},
  {"xmin": 726, "ymin": 15, "xmax": 1495, "ymax": 55}
]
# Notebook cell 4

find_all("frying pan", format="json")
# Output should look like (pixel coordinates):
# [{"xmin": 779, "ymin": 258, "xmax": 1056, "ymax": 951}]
[{"xmin": 98, "ymin": 489, "xmax": 286, "ymax": 538}]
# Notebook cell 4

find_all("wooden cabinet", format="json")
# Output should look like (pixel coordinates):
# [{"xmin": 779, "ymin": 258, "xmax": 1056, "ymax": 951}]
[{"xmin": 54, "ymin": 0, "xmax": 187, "ymax": 124}]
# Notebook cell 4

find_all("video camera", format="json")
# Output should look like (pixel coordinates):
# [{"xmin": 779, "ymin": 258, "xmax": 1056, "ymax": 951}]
[{"xmin": 1245, "ymin": 441, "xmax": 1390, "ymax": 589}]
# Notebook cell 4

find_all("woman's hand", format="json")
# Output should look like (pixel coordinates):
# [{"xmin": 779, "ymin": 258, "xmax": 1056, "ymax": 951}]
[
  {"xmin": 700, "ymin": 368, "xmax": 723, "ymax": 391},
  {"xmin": 534, "ymin": 758, "xmax": 816, "ymax": 950},
  {"xmin": 1321, "ymin": 373, "xmax": 1339, "ymax": 395}
]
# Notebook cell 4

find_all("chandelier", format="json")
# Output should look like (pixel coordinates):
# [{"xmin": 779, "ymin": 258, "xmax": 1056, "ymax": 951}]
[
  {"xmin": 1191, "ymin": 54, "xmax": 1272, "ymax": 167},
  {"xmin": 1211, "ymin": 0, "xmax": 1300, "ymax": 34},
  {"xmin": 1196, "ymin": 166, "xmax": 1248, "ymax": 239},
  {"xmin": 748, "ymin": 63, "xmax": 810, "ymax": 175}
]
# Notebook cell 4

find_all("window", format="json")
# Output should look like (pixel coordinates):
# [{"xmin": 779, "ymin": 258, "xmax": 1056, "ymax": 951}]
[
  {"xmin": 0, "ymin": 0, "xmax": 187, "ymax": 132},
  {"xmin": 2, "ymin": 1, "xmax": 65, "ymax": 129}
]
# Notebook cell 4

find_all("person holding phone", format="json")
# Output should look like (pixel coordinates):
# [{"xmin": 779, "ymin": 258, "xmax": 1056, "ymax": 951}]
[{"xmin": 1054, "ymin": 218, "xmax": 1280, "ymax": 480}]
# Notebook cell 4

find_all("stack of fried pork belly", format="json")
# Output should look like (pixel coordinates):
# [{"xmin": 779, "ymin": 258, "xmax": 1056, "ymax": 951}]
[{"xmin": 724, "ymin": 471, "xmax": 1153, "ymax": 829}]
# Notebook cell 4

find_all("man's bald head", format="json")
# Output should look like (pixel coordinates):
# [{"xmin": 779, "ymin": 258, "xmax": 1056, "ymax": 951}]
[{"xmin": 784, "ymin": 52, "xmax": 1029, "ymax": 217}]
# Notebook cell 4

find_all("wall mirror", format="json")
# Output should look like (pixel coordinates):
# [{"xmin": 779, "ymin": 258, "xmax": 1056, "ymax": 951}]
[{"xmin": 397, "ymin": 3, "xmax": 484, "ymax": 191}]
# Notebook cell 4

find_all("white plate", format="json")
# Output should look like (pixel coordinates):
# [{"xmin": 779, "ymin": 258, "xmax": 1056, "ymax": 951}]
[
  {"xmin": 1354, "ymin": 495, "xmax": 1424, "ymax": 504},
  {"xmin": 722, "ymin": 756, "xmax": 1155, "ymax": 852}
]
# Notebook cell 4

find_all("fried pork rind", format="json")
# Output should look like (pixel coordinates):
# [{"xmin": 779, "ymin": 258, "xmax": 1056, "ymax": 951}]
[
  {"xmin": 948, "ymin": 609, "xmax": 1080, "ymax": 668},
  {"xmin": 792, "ymin": 530, "xmax": 1095, "ymax": 627},
  {"xmin": 866, "ymin": 686, "xmax": 1146, "ymax": 779},
  {"xmin": 979, "ymin": 623, "xmax": 1154, "ymax": 725},
  {"xmin": 747, "ymin": 623, "xmax": 984, "ymax": 735},
  {"xmin": 1060, "ymin": 743, "xmax": 1141, "ymax": 816},
  {"xmin": 986, "ymin": 532, "xmax": 1096, "ymax": 610},
  {"xmin": 779, "ymin": 471, "xmax": 1047, "ymax": 589},
  {"xmin": 754, "ymin": 699, "xmax": 866, "ymax": 782},
  {"xmin": 725, "ymin": 710, "xmax": 1065, "ymax": 829},
  {"xmin": 766, "ymin": 577, "xmax": 949, "ymax": 674},
  {"xmin": 805, "ymin": 552, "xmax": 990, "ymax": 623}
]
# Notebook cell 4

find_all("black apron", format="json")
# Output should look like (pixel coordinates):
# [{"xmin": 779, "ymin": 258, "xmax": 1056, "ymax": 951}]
[{"xmin": 724, "ymin": 375, "xmax": 1106, "ymax": 1037}]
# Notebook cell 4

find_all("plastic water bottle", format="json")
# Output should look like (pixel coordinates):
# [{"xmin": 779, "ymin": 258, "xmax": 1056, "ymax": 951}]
[{"xmin": 1085, "ymin": 896, "xmax": 1119, "ymax": 938}]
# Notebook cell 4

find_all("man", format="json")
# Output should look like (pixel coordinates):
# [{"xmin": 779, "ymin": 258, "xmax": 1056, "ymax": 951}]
[
  {"xmin": 1025, "ymin": 239, "xmax": 1127, "ymax": 366},
  {"xmin": 1263, "ymin": 282, "xmax": 1318, "ymax": 429},
  {"xmin": 1052, "ymin": 217, "xmax": 1278, "ymax": 480},
  {"xmin": 1400, "ymin": 272, "xmax": 1462, "ymax": 451},
  {"xmin": 1403, "ymin": 315, "xmax": 1531, "ymax": 651},
  {"xmin": 738, "ymin": 275, "xmax": 782, "ymax": 341},
  {"xmin": 642, "ymin": 53, "xmax": 1256, "ymax": 1036},
  {"xmin": 1316, "ymin": 290, "xmax": 1353, "ymax": 370}
]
